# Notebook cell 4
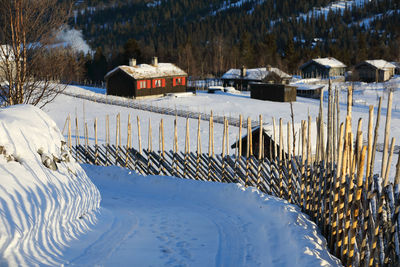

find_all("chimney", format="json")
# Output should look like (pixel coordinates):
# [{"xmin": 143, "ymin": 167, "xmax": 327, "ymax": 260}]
[
  {"xmin": 241, "ymin": 66, "xmax": 247, "ymax": 77},
  {"xmin": 266, "ymin": 65, "xmax": 272, "ymax": 71},
  {"xmin": 152, "ymin": 56, "xmax": 158, "ymax": 67},
  {"xmin": 129, "ymin": 58, "xmax": 136, "ymax": 67}
]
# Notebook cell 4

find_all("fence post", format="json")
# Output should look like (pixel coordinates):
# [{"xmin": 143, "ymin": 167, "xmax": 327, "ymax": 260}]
[
  {"xmin": 257, "ymin": 115, "xmax": 263, "ymax": 190},
  {"xmin": 208, "ymin": 112, "xmax": 214, "ymax": 181},
  {"xmin": 287, "ymin": 121, "xmax": 292, "ymax": 203},
  {"xmin": 106, "ymin": 115, "xmax": 110, "ymax": 166},
  {"xmin": 75, "ymin": 116, "xmax": 80, "ymax": 162},
  {"xmin": 184, "ymin": 118, "xmax": 190, "ymax": 178},
  {"xmin": 174, "ymin": 116, "xmax": 179, "ymax": 177},
  {"xmin": 279, "ymin": 118, "xmax": 284, "ymax": 198},
  {"xmin": 381, "ymin": 91, "xmax": 393, "ymax": 181},
  {"xmin": 68, "ymin": 115, "xmax": 72, "ymax": 150},
  {"xmin": 330, "ymin": 123, "xmax": 344, "ymax": 250},
  {"xmin": 347, "ymin": 146, "xmax": 367, "ymax": 266},
  {"xmin": 94, "ymin": 118, "xmax": 98, "ymax": 165},
  {"xmin": 196, "ymin": 115, "xmax": 201, "ymax": 180},
  {"xmin": 370, "ymin": 97, "xmax": 382, "ymax": 177},
  {"xmin": 125, "ymin": 115, "xmax": 131, "ymax": 169},
  {"xmin": 148, "ymin": 118, "xmax": 153, "ymax": 175},
  {"xmin": 245, "ymin": 117, "xmax": 252, "ymax": 187},
  {"xmin": 221, "ymin": 117, "xmax": 227, "ymax": 182},
  {"xmin": 115, "ymin": 113, "xmax": 120, "ymax": 166}
]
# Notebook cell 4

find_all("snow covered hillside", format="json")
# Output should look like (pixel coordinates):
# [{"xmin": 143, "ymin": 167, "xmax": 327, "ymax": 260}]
[
  {"xmin": 62, "ymin": 164, "xmax": 341, "ymax": 266},
  {"xmin": 0, "ymin": 105, "xmax": 100, "ymax": 266}
]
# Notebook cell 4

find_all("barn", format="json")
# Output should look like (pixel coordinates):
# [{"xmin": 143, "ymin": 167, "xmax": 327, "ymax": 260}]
[
  {"xmin": 105, "ymin": 57, "xmax": 187, "ymax": 98},
  {"xmin": 355, "ymin": 60, "xmax": 396, "ymax": 82},
  {"xmin": 300, "ymin": 57, "xmax": 346, "ymax": 79}
]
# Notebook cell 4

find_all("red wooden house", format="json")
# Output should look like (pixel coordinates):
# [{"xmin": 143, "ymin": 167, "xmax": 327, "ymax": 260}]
[{"xmin": 105, "ymin": 57, "xmax": 187, "ymax": 98}]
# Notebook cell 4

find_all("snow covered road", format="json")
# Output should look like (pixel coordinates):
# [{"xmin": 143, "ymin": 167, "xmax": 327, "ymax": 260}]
[{"xmin": 63, "ymin": 165, "xmax": 341, "ymax": 266}]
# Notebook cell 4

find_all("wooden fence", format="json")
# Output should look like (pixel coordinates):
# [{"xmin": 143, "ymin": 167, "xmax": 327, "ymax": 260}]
[
  {"xmin": 67, "ymin": 85, "xmax": 400, "ymax": 266},
  {"xmin": 62, "ymin": 89, "xmax": 256, "ymax": 128}
]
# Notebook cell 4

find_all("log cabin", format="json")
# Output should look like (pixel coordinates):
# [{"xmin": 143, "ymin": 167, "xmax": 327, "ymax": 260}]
[{"xmin": 105, "ymin": 57, "xmax": 187, "ymax": 98}]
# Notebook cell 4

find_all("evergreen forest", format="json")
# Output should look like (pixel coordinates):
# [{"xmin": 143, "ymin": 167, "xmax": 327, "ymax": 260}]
[{"xmin": 71, "ymin": 0, "xmax": 400, "ymax": 83}]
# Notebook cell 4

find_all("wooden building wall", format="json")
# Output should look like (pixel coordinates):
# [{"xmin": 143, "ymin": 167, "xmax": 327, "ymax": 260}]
[
  {"xmin": 296, "ymin": 88, "xmax": 322, "ymax": 99},
  {"xmin": 106, "ymin": 71, "xmax": 187, "ymax": 98},
  {"xmin": 106, "ymin": 69, "xmax": 136, "ymax": 97},
  {"xmin": 301, "ymin": 62, "xmax": 345, "ymax": 79},
  {"xmin": 250, "ymin": 83, "xmax": 296, "ymax": 102},
  {"xmin": 356, "ymin": 64, "xmax": 394, "ymax": 82}
]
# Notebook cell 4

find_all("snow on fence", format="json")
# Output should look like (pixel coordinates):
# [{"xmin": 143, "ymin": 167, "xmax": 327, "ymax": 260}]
[{"xmin": 66, "ymin": 85, "xmax": 400, "ymax": 266}]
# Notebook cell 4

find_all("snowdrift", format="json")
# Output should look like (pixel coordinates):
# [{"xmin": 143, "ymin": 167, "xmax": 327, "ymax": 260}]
[{"xmin": 0, "ymin": 105, "xmax": 100, "ymax": 266}]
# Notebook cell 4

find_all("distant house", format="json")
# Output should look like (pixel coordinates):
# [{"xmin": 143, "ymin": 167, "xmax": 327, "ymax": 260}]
[
  {"xmin": 221, "ymin": 66, "xmax": 291, "ymax": 91},
  {"xmin": 300, "ymin": 57, "xmax": 346, "ymax": 79},
  {"xmin": 250, "ymin": 83, "xmax": 296, "ymax": 102},
  {"xmin": 105, "ymin": 57, "xmax": 187, "ymax": 98},
  {"xmin": 355, "ymin": 60, "xmax": 396, "ymax": 82}
]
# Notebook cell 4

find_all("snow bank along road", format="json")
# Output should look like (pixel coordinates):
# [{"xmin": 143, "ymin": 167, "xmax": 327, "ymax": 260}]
[
  {"xmin": 0, "ymin": 105, "xmax": 100, "ymax": 266},
  {"xmin": 63, "ymin": 165, "xmax": 341, "ymax": 266}
]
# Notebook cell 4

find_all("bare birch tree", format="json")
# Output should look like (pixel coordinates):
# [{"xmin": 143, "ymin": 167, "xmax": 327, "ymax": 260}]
[{"xmin": 0, "ymin": 0, "xmax": 73, "ymax": 108}]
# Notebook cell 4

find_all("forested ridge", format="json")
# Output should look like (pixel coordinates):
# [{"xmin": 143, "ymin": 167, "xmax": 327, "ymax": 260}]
[{"xmin": 72, "ymin": 0, "xmax": 400, "ymax": 82}]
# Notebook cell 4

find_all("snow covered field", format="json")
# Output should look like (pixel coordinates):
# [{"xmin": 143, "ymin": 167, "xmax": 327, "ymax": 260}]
[
  {"xmin": 44, "ymin": 77, "xmax": 400, "ymax": 181},
  {"xmin": 0, "ymin": 105, "xmax": 341, "ymax": 266}
]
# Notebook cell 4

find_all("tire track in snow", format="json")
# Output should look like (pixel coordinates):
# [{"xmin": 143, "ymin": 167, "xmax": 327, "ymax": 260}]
[
  {"xmin": 66, "ymin": 208, "xmax": 139, "ymax": 266},
  {"xmin": 65, "ymin": 195, "xmax": 258, "ymax": 266}
]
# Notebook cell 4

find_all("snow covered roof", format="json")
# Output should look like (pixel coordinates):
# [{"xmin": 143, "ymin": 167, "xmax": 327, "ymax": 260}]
[
  {"xmin": 221, "ymin": 67, "xmax": 291, "ymax": 81},
  {"xmin": 293, "ymin": 83, "xmax": 325, "ymax": 91},
  {"xmin": 105, "ymin": 63, "xmax": 187, "ymax": 80},
  {"xmin": 361, "ymin": 60, "xmax": 397, "ymax": 70},
  {"xmin": 301, "ymin": 57, "xmax": 346, "ymax": 69}
]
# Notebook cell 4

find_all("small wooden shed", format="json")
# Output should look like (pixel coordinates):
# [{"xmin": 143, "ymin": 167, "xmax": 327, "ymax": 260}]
[
  {"xmin": 355, "ymin": 60, "xmax": 396, "ymax": 82},
  {"xmin": 231, "ymin": 122, "xmax": 323, "ymax": 161},
  {"xmin": 105, "ymin": 58, "xmax": 187, "ymax": 98},
  {"xmin": 250, "ymin": 83, "xmax": 296, "ymax": 102},
  {"xmin": 231, "ymin": 126, "xmax": 281, "ymax": 161},
  {"xmin": 295, "ymin": 84, "xmax": 324, "ymax": 99}
]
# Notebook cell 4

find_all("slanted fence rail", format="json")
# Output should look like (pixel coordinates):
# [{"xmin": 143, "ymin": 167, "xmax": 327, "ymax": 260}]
[
  {"xmin": 61, "ymin": 90, "xmax": 256, "ymax": 128},
  {"xmin": 67, "ymin": 85, "xmax": 400, "ymax": 266}
]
